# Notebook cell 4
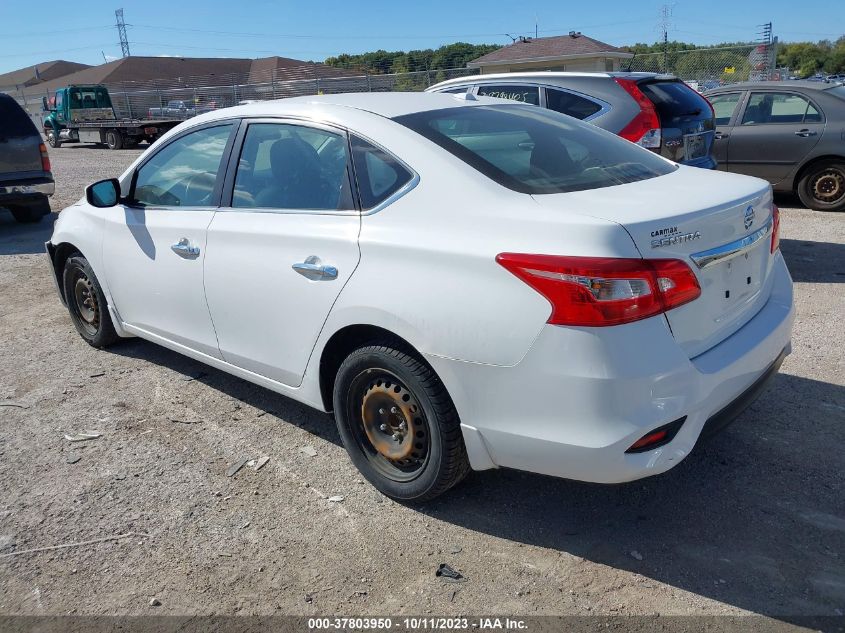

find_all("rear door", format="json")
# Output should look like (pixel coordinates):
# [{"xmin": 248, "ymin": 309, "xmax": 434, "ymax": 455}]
[
  {"xmin": 707, "ymin": 91, "xmax": 745, "ymax": 170},
  {"xmin": 638, "ymin": 79, "xmax": 716, "ymax": 168},
  {"xmin": 0, "ymin": 95, "xmax": 42, "ymax": 180},
  {"xmin": 203, "ymin": 119, "xmax": 361, "ymax": 387},
  {"xmin": 724, "ymin": 90, "xmax": 825, "ymax": 184}
]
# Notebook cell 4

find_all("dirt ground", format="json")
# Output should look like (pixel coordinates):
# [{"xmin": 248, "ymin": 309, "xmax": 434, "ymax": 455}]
[{"xmin": 0, "ymin": 146, "xmax": 843, "ymax": 621}]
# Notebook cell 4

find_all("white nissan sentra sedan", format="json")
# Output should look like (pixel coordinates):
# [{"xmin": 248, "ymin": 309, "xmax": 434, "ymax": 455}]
[{"xmin": 46, "ymin": 93, "xmax": 794, "ymax": 501}]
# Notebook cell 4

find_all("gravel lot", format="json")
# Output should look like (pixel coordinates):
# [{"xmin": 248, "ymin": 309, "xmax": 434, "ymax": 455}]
[{"xmin": 0, "ymin": 146, "xmax": 843, "ymax": 620}]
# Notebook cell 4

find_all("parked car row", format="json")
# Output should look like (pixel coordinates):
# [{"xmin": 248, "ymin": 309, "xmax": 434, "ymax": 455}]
[{"xmin": 47, "ymin": 92, "xmax": 793, "ymax": 501}]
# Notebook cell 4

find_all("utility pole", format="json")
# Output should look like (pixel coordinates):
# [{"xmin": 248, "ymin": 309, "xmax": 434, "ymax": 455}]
[{"xmin": 115, "ymin": 8, "xmax": 130, "ymax": 58}]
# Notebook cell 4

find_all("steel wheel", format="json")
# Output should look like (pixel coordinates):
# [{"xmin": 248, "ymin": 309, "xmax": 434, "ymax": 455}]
[
  {"xmin": 810, "ymin": 167, "xmax": 845, "ymax": 205},
  {"xmin": 349, "ymin": 369, "xmax": 430, "ymax": 483},
  {"xmin": 71, "ymin": 272, "xmax": 100, "ymax": 337},
  {"xmin": 798, "ymin": 160, "xmax": 845, "ymax": 212},
  {"xmin": 61, "ymin": 255, "xmax": 119, "ymax": 348}
]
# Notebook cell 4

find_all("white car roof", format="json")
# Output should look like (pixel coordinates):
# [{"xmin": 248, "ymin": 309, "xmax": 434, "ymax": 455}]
[{"xmin": 205, "ymin": 92, "xmax": 514, "ymax": 122}]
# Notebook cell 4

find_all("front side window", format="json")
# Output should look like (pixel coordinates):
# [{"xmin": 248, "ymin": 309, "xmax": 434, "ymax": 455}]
[
  {"xmin": 351, "ymin": 135, "xmax": 413, "ymax": 210},
  {"xmin": 232, "ymin": 123, "xmax": 353, "ymax": 211},
  {"xmin": 709, "ymin": 92, "xmax": 742, "ymax": 125},
  {"xmin": 477, "ymin": 85, "xmax": 540, "ymax": 106},
  {"xmin": 133, "ymin": 123, "xmax": 233, "ymax": 207},
  {"xmin": 741, "ymin": 92, "xmax": 822, "ymax": 125},
  {"xmin": 394, "ymin": 105, "xmax": 675, "ymax": 195},
  {"xmin": 545, "ymin": 88, "xmax": 603, "ymax": 120}
]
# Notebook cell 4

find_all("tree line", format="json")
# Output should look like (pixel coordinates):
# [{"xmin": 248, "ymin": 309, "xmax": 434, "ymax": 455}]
[{"xmin": 323, "ymin": 37, "xmax": 845, "ymax": 79}]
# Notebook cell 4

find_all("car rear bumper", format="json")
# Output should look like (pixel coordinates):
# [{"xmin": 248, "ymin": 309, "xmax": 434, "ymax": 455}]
[
  {"xmin": 0, "ymin": 177, "xmax": 55, "ymax": 202},
  {"xmin": 428, "ymin": 252, "xmax": 795, "ymax": 483}
]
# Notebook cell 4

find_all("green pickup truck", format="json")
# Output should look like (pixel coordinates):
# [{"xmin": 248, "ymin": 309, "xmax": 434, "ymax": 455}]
[{"xmin": 42, "ymin": 84, "xmax": 183, "ymax": 150}]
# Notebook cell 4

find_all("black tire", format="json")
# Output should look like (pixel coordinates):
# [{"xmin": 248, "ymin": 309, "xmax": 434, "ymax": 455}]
[
  {"xmin": 45, "ymin": 130, "xmax": 61, "ymax": 148},
  {"xmin": 333, "ymin": 343, "xmax": 470, "ymax": 502},
  {"xmin": 797, "ymin": 160, "xmax": 845, "ymax": 212},
  {"xmin": 105, "ymin": 129, "xmax": 124, "ymax": 150},
  {"xmin": 62, "ymin": 255, "xmax": 120, "ymax": 348},
  {"xmin": 10, "ymin": 199, "xmax": 49, "ymax": 223}
]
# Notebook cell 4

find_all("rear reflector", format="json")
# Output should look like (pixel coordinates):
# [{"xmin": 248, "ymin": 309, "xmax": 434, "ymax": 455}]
[
  {"xmin": 771, "ymin": 205, "xmax": 780, "ymax": 253},
  {"xmin": 39, "ymin": 143, "xmax": 51, "ymax": 173},
  {"xmin": 625, "ymin": 417, "xmax": 687, "ymax": 453},
  {"xmin": 496, "ymin": 254, "xmax": 701, "ymax": 326},
  {"xmin": 614, "ymin": 78, "xmax": 662, "ymax": 150}
]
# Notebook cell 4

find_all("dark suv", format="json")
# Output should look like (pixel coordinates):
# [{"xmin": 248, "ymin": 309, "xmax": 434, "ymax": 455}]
[
  {"xmin": 428, "ymin": 72, "xmax": 716, "ymax": 169},
  {"xmin": 0, "ymin": 93, "xmax": 54, "ymax": 223}
]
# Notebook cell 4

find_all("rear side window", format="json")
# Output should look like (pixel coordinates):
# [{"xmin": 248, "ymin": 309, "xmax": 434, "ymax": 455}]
[
  {"xmin": 545, "ymin": 88, "xmax": 603, "ymax": 120},
  {"xmin": 638, "ymin": 80, "xmax": 713, "ymax": 122},
  {"xmin": 351, "ymin": 135, "xmax": 413, "ymax": 210},
  {"xmin": 394, "ymin": 105, "xmax": 675, "ymax": 195},
  {"xmin": 438, "ymin": 86, "xmax": 470, "ymax": 94},
  {"xmin": 0, "ymin": 95, "xmax": 38, "ymax": 138},
  {"xmin": 477, "ymin": 85, "xmax": 540, "ymax": 106}
]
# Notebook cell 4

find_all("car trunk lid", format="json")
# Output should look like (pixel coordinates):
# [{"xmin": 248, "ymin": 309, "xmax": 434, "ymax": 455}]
[
  {"xmin": 638, "ymin": 79, "xmax": 716, "ymax": 166},
  {"xmin": 532, "ymin": 167, "xmax": 777, "ymax": 358}
]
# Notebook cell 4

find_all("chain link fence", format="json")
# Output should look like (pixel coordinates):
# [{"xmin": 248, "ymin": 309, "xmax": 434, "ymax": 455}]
[
  {"xmin": 627, "ymin": 43, "xmax": 779, "ymax": 89},
  {"xmin": 7, "ymin": 44, "xmax": 780, "ymax": 128}
]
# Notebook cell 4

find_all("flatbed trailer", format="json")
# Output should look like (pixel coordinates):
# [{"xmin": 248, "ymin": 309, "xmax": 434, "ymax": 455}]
[{"xmin": 52, "ymin": 118, "xmax": 183, "ymax": 150}]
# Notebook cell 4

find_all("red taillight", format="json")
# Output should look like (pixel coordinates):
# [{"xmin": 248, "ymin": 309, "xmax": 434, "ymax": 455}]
[
  {"xmin": 771, "ymin": 205, "xmax": 780, "ymax": 253},
  {"xmin": 496, "ymin": 254, "xmax": 701, "ymax": 327},
  {"xmin": 613, "ymin": 78, "xmax": 662, "ymax": 149},
  {"xmin": 39, "ymin": 143, "xmax": 51, "ymax": 173}
]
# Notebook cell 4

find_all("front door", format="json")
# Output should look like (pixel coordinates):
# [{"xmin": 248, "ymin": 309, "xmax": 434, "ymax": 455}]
[
  {"xmin": 204, "ymin": 120, "xmax": 361, "ymax": 387},
  {"xmin": 102, "ymin": 122, "xmax": 236, "ymax": 357},
  {"xmin": 726, "ymin": 90, "xmax": 825, "ymax": 184}
]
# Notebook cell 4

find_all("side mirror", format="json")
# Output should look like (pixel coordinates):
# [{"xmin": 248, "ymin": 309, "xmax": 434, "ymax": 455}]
[
  {"xmin": 41, "ymin": 96, "xmax": 49, "ymax": 112},
  {"xmin": 86, "ymin": 178, "xmax": 121, "ymax": 208}
]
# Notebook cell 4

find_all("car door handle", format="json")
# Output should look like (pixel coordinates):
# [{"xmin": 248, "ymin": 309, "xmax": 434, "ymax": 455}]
[
  {"xmin": 714, "ymin": 132, "xmax": 729, "ymax": 140},
  {"xmin": 292, "ymin": 256, "xmax": 338, "ymax": 280},
  {"xmin": 795, "ymin": 129, "xmax": 817, "ymax": 137},
  {"xmin": 171, "ymin": 238, "xmax": 200, "ymax": 258}
]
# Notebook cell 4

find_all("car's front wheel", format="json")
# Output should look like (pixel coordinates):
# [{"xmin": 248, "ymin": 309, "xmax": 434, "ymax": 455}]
[
  {"xmin": 62, "ymin": 255, "xmax": 120, "ymax": 348},
  {"xmin": 333, "ymin": 343, "xmax": 470, "ymax": 501},
  {"xmin": 797, "ymin": 160, "xmax": 845, "ymax": 212}
]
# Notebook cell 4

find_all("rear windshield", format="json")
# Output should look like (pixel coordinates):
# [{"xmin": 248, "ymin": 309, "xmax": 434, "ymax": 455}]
[
  {"xmin": 826, "ymin": 85, "xmax": 845, "ymax": 100},
  {"xmin": 639, "ymin": 80, "xmax": 713, "ymax": 122},
  {"xmin": 0, "ymin": 94, "xmax": 38, "ymax": 138},
  {"xmin": 393, "ymin": 105, "xmax": 675, "ymax": 195}
]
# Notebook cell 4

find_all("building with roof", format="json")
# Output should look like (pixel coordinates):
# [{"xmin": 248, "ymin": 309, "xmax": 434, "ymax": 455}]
[
  {"xmin": 0, "ymin": 60, "xmax": 91, "ymax": 92},
  {"xmin": 467, "ymin": 33, "xmax": 633, "ymax": 74}
]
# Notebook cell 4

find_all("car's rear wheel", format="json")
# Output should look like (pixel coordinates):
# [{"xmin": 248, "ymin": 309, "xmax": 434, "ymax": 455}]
[
  {"xmin": 333, "ymin": 343, "xmax": 470, "ymax": 501},
  {"xmin": 797, "ymin": 160, "xmax": 845, "ymax": 212},
  {"xmin": 62, "ymin": 255, "xmax": 120, "ymax": 348}
]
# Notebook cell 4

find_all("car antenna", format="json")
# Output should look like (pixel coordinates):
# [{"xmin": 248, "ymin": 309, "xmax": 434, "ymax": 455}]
[{"xmin": 624, "ymin": 50, "xmax": 636, "ymax": 72}]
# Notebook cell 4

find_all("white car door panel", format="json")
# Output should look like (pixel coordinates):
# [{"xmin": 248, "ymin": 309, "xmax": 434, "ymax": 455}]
[
  {"xmin": 102, "ymin": 122, "xmax": 236, "ymax": 357},
  {"xmin": 203, "ymin": 120, "xmax": 361, "ymax": 387}
]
